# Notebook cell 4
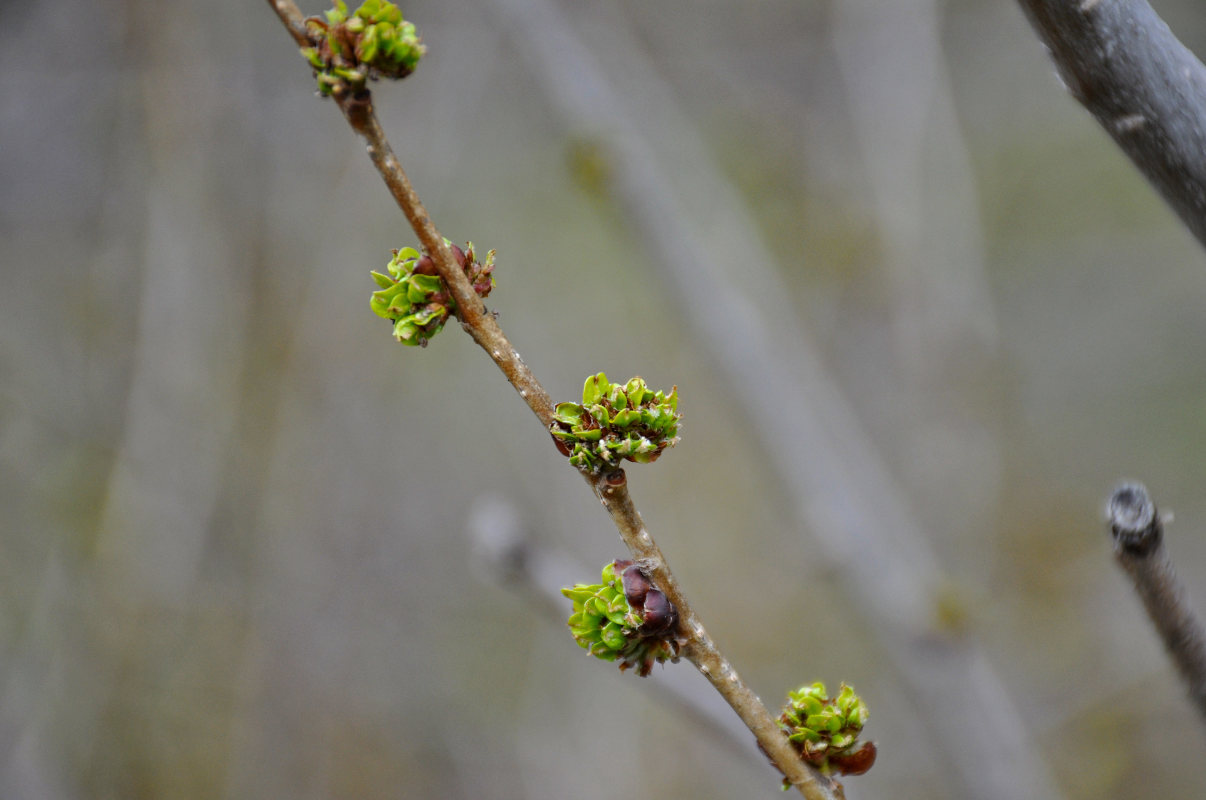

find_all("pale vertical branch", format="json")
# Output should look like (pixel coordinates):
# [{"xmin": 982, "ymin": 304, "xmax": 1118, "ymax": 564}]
[
  {"xmin": 478, "ymin": 0, "xmax": 1062, "ymax": 796},
  {"xmin": 97, "ymin": 7, "xmax": 260, "ymax": 605},
  {"xmin": 831, "ymin": 0, "xmax": 1002, "ymax": 549},
  {"xmin": 832, "ymin": 0, "xmax": 999, "ymax": 362}
]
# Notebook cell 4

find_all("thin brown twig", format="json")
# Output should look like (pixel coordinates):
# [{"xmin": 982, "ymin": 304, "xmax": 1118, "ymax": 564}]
[
  {"xmin": 594, "ymin": 471, "xmax": 844, "ymax": 799},
  {"xmin": 266, "ymin": 0, "xmax": 310, "ymax": 48},
  {"xmin": 1107, "ymin": 482, "xmax": 1206, "ymax": 724},
  {"xmin": 467, "ymin": 494, "xmax": 776, "ymax": 762},
  {"xmin": 335, "ymin": 94, "xmax": 556, "ymax": 426},
  {"xmin": 265, "ymin": 2, "xmax": 842, "ymax": 797}
]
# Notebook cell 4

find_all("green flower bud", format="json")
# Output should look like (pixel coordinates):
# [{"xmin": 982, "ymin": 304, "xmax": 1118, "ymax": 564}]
[
  {"xmin": 303, "ymin": 1, "xmax": 426, "ymax": 96},
  {"xmin": 561, "ymin": 560, "xmax": 683, "ymax": 676},
  {"xmin": 550, "ymin": 373, "xmax": 681, "ymax": 472},
  {"xmin": 369, "ymin": 240, "xmax": 495, "ymax": 347},
  {"xmin": 777, "ymin": 682, "xmax": 876, "ymax": 782},
  {"xmin": 325, "ymin": 0, "xmax": 349, "ymax": 25}
]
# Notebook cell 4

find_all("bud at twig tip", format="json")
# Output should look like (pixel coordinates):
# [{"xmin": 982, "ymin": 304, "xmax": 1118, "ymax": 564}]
[{"xmin": 302, "ymin": 1, "xmax": 425, "ymax": 96}]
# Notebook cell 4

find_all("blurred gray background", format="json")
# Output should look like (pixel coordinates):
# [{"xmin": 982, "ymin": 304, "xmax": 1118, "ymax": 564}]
[{"xmin": 5, "ymin": 0, "xmax": 1206, "ymax": 797}]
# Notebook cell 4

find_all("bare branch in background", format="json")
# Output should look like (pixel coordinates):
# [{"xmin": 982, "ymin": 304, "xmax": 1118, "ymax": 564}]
[
  {"xmin": 479, "ymin": 0, "xmax": 1062, "ymax": 796},
  {"xmin": 1107, "ymin": 482, "xmax": 1206, "ymax": 724},
  {"xmin": 265, "ymin": 3, "xmax": 845, "ymax": 796},
  {"xmin": 831, "ymin": 0, "xmax": 1002, "ymax": 545},
  {"xmin": 832, "ymin": 0, "xmax": 998, "ymax": 362},
  {"xmin": 1016, "ymin": 0, "xmax": 1206, "ymax": 248}
]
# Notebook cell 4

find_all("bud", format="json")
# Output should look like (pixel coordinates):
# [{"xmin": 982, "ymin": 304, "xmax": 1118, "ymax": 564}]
[
  {"xmin": 561, "ymin": 560, "xmax": 684, "ymax": 676},
  {"xmin": 550, "ymin": 373, "xmax": 681, "ymax": 472},
  {"xmin": 638, "ymin": 588, "xmax": 676, "ymax": 634},
  {"xmin": 369, "ymin": 239, "xmax": 495, "ymax": 347},
  {"xmin": 620, "ymin": 563, "xmax": 652, "ymax": 606},
  {"xmin": 303, "ymin": 1, "xmax": 426, "ymax": 96},
  {"xmin": 776, "ymin": 682, "xmax": 875, "ymax": 782},
  {"xmin": 412, "ymin": 254, "xmax": 437, "ymax": 276}
]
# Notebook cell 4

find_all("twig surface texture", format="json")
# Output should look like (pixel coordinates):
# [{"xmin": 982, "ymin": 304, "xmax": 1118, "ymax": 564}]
[{"xmin": 1108, "ymin": 483, "xmax": 1206, "ymax": 723}]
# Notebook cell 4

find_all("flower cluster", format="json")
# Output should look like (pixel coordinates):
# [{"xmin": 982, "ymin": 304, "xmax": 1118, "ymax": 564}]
[
  {"xmin": 370, "ymin": 241, "xmax": 495, "ymax": 346},
  {"xmin": 777, "ymin": 682, "xmax": 876, "ymax": 780},
  {"xmin": 303, "ymin": 0, "xmax": 425, "ymax": 96},
  {"xmin": 562, "ymin": 559, "xmax": 682, "ymax": 677},
  {"xmin": 550, "ymin": 374, "xmax": 680, "ymax": 472}
]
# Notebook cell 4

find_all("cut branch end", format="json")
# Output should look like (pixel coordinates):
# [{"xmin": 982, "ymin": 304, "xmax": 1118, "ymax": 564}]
[{"xmin": 1108, "ymin": 481, "xmax": 1162, "ymax": 556}]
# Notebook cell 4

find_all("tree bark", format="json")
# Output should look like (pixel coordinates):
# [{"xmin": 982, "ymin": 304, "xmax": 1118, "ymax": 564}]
[{"xmin": 1017, "ymin": 0, "xmax": 1206, "ymax": 247}]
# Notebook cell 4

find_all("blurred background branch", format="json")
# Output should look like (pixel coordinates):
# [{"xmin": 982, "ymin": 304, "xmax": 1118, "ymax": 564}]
[{"xmin": 1017, "ymin": 0, "xmax": 1206, "ymax": 248}]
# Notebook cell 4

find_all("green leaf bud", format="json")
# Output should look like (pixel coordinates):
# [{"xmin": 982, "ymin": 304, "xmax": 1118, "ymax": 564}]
[
  {"xmin": 369, "ymin": 270, "xmax": 395, "ymax": 289},
  {"xmin": 368, "ymin": 240, "xmax": 494, "ymax": 347},
  {"xmin": 325, "ymin": 1, "xmax": 348, "ymax": 25},
  {"xmin": 600, "ymin": 622, "xmax": 626, "ymax": 650},
  {"xmin": 561, "ymin": 560, "xmax": 684, "ymax": 676},
  {"xmin": 582, "ymin": 372, "xmax": 606, "ymax": 406},
  {"xmin": 554, "ymin": 403, "xmax": 585, "ymax": 426},
  {"xmin": 550, "ymin": 374, "xmax": 681, "ymax": 473},
  {"xmin": 624, "ymin": 378, "xmax": 646, "ymax": 406},
  {"xmin": 305, "ymin": 1, "xmax": 426, "ymax": 95},
  {"xmin": 777, "ymin": 682, "xmax": 875, "ymax": 780}
]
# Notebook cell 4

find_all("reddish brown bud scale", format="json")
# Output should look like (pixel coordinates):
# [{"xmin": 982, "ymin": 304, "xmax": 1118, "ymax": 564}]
[
  {"xmin": 639, "ymin": 588, "xmax": 677, "ymax": 633},
  {"xmin": 829, "ymin": 741, "xmax": 877, "ymax": 776},
  {"xmin": 451, "ymin": 243, "xmax": 467, "ymax": 268},
  {"xmin": 413, "ymin": 254, "xmax": 437, "ymax": 275},
  {"xmin": 567, "ymin": 559, "xmax": 683, "ymax": 677},
  {"xmin": 620, "ymin": 564, "xmax": 652, "ymax": 607},
  {"xmin": 334, "ymin": 26, "xmax": 357, "ymax": 59}
]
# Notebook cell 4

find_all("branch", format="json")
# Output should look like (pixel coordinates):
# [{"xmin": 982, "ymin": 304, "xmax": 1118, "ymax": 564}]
[
  {"xmin": 265, "ymin": 3, "xmax": 841, "ymax": 798},
  {"xmin": 330, "ymin": 94, "xmax": 556, "ymax": 426},
  {"xmin": 266, "ymin": 0, "xmax": 310, "ymax": 47},
  {"xmin": 1107, "ymin": 482, "xmax": 1206, "ymax": 723},
  {"xmin": 1016, "ymin": 0, "xmax": 1206, "ymax": 248},
  {"xmin": 467, "ymin": 494, "xmax": 768, "ymax": 762},
  {"xmin": 593, "ymin": 471, "xmax": 846, "ymax": 798},
  {"xmin": 478, "ymin": 1, "xmax": 1061, "ymax": 796}
]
